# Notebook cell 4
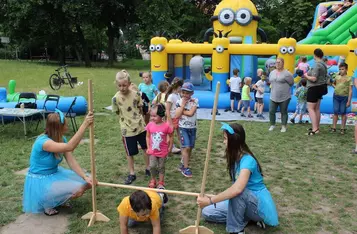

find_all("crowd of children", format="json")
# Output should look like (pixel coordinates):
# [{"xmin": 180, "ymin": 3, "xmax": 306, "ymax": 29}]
[
  {"xmin": 111, "ymin": 70, "xmax": 199, "ymax": 186},
  {"xmin": 111, "ymin": 57, "xmax": 353, "ymax": 232}
]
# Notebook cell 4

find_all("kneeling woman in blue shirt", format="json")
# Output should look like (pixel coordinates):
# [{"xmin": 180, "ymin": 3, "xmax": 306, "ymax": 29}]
[
  {"xmin": 23, "ymin": 110, "xmax": 94, "ymax": 216},
  {"xmin": 197, "ymin": 123, "xmax": 279, "ymax": 234}
]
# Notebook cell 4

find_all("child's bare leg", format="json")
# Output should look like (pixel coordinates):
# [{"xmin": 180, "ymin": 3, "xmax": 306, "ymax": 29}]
[
  {"xmin": 299, "ymin": 113, "xmax": 303, "ymax": 122},
  {"xmin": 127, "ymin": 155, "xmax": 135, "ymax": 175},
  {"xmin": 241, "ymin": 107, "xmax": 245, "ymax": 114},
  {"xmin": 237, "ymin": 100, "xmax": 242, "ymax": 111},
  {"xmin": 230, "ymin": 100, "xmax": 234, "ymax": 111},
  {"xmin": 341, "ymin": 114, "xmax": 347, "ymax": 129},
  {"xmin": 259, "ymin": 103, "xmax": 264, "ymax": 114},
  {"xmin": 332, "ymin": 114, "xmax": 338, "ymax": 129},
  {"xmin": 182, "ymin": 148, "xmax": 190, "ymax": 168},
  {"xmin": 291, "ymin": 112, "xmax": 297, "ymax": 119},
  {"xmin": 142, "ymin": 150, "xmax": 150, "ymax": 170},
  {"xmin": 149, "ymin": 156, "xmax": 158, "ymax": 181},
  {"xmin": 247, "ymin": 106, "xmax": 251, "ymax": 115}
]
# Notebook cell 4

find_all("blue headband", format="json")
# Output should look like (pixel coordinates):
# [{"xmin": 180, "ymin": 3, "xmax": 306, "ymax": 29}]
[
  {"xmin": 220, "ymin": 122, "xmax": 234, "ymax": 134},
  {"xmin": 55, "ymin": 109, "xmax": 65, "ymax": 124}
]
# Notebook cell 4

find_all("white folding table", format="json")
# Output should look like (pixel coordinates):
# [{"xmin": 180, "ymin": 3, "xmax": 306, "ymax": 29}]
[{"xmin": 0, "ymin": 108, "xmax": 45, "ymax": 136}]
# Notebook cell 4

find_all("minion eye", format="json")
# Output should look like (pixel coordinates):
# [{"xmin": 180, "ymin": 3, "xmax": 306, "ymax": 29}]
[
  {"xmin": 280, "ymin": 46, "xmax": 288, "ymax": 54},
  {"xmin": 236, "ymin": 9, "xmax": 253, "ymax": 26},
  {"xmin": 218, "ymin": 8, "xmax": 235, "ymax": 26},
  {"xmin": 156, "ymin": 44, "xmax": 164, "ymax": 52},
  {"xmin": 149, "ymin": 44, "xmax": 156, "ymax": 52},
  {"xmin": 355, "ymin": 49, "xmax": 357, "ymax": 55},
  {"xmin": 287, "ymin": 46, "xmax": 295, "ymax": 54},
  {"xmin": 216, "ymin": 45, "xmax": 225, "ymax": 53}
]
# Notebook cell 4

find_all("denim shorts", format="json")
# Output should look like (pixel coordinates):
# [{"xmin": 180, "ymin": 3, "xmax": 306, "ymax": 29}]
[
  {"xmin": 179, "ymin": 128, "xmax": 196, "ymax": 148},
  {"xmin": 242, "ymin": 100, "xmax": 250, "ymax": 108},
  {"xmin": 295, "ymin": 102, "xmax": 307, "ymax": 114},
  {"xmin": 333, "ymin": 94, "xmax": 348, "ymax": 115}
]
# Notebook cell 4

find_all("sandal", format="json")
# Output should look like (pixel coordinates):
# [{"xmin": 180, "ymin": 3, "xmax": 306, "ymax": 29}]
[
  {"xmin": 330, "ymin": 128, "xmax": 336, "ymax": 133},
  {"xmin": 307, "ymin": 129, "xmax": 319, "ymax": 136},
  {"xmin": 44, "ymin": 208, "xmax": 59, "ymax": 216},
  {"xmin": 157, "ymin": 181, "xmax": 165, "ymax": 190},
  {"xmin": 148, "ymin": 179, "xmax": 156, "ymax": 188},
  {"xmin": 340, "ymin": 129, "xmax": 346, "ymax": 135}
]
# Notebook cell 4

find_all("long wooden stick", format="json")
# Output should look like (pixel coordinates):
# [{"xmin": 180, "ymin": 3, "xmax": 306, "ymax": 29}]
[
  {"xmin": 195, "ymin": 82, "xmax": 220, "ymax": 232},
  {"xmin": 97, "ymin": 182, "xmax": 214, "ymax": 197},
  {"xmin": 88, "ymin": 80, "xmax": 97, "ymax": 215},
  {"xmin": 81, "ymin": 80, "xmax": 110, "ymax": 226}
]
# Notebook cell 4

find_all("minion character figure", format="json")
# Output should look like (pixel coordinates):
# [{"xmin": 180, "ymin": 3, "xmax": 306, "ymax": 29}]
[
  {"xmin": 210, "ymin": 0, "xmax": 266, "ymax": 80},
  {"xmin": 149, "ymin": 37, "xmax": 168, "ymax": 84}
]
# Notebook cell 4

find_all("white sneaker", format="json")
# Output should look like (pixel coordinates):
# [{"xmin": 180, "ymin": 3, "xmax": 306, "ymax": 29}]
[
  {"xmin": 268, "ymin": 125, "xmax": 275, "ymax": 131},
  {"xmin": 171, "ymin": 146, "xmax": 181, "ymax": 154},
  {"xmin": 281, "ymin": 126, "xmax": 287, "ymax": 133}
]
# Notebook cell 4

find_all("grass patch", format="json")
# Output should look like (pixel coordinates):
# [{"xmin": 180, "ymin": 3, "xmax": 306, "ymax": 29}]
[{"xmin": 1, "ymin": 60, "xmax": 357, "ymax": 233}]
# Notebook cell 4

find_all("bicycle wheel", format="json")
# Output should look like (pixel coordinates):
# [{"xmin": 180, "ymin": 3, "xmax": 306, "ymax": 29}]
[
  {"xmin": 66, "ymin": 73, "xmax": 75, "ymax": 88},
  {"xmin": 49, "ymin": 74, "xmax": 62, "ymax": 90}
]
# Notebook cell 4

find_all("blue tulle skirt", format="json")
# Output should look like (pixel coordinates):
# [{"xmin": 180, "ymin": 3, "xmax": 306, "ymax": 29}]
[{"xmin": 23, "ymin": 166, "xmax": 87, "ymax": 213}]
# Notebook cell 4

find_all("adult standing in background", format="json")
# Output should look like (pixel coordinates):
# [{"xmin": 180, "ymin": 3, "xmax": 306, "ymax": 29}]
[
  {"xmin": 268, "ymin": 58, "xmax": 294, "ymax": 133},
  {"xmin": 303, "ymin": 48, "xmax": 328, "ymax": 135}
]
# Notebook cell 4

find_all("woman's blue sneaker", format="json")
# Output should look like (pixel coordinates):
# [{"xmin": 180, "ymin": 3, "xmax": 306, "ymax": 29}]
[{"xmin": 181, "ymin": 168, "xmax": 192, "ymax": 178}]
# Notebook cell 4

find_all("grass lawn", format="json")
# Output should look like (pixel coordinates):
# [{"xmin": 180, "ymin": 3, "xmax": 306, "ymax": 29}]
[{"xmin": 0, "ymin": 60, "xmax": 357, "ymax": 233}]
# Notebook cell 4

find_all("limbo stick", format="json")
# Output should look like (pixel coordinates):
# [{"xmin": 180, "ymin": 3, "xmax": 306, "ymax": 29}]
[
  {"xmin": 179, "ymin": 82, "xmax": 221, "ymax": 234},
  {"xmin": 81, "ymin": 80, "xmax": 110, "ymax": 226},
  {"xmin": 97, "ymin": 182, "xmax": 214, "ymax": 197}
]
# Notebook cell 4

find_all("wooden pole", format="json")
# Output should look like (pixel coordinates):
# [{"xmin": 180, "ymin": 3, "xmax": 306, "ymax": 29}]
[
  {"xmin": 179, "ymin": 82, "xmax": 220, "ymax": 234},
  {"xmin": 81, "ymin": 80, "xmax": 110, "ymax": 226},
  {"xmin": 97, "ymin": 182, "xmax": 214, "ymax": 197}
]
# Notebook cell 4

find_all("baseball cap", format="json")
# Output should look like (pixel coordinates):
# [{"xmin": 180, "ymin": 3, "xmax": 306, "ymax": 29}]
[{"xmin": 181, "ymin": 82, "xmax": 194, "ymax": 92}]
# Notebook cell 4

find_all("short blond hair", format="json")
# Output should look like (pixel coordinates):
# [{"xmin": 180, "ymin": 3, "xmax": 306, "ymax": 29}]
[
  {"xmin": 115, "ymin": 70, "xmax": 131, "ymax": 83},
  {"xmin": 244, "ymin": 77, "xmax": 252, "ymax": 84}
]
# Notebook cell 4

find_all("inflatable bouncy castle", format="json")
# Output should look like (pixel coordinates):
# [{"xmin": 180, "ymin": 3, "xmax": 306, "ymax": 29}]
[{"xmin": 149, "ymin": 0, "xmax": 357, "ymax": 114}]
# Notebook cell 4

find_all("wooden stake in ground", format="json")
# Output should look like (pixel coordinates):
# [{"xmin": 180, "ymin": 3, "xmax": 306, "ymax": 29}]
[
  {"xmin": 81, "ymin": 80, "xmax": 110, "ymax": 226},
  {"xmin": 179, "ymin": 82, "xmax": 221, "ymax": 234}
]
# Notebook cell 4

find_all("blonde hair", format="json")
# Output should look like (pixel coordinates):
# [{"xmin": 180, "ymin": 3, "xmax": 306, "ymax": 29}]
[
  {"xmin": 142, "ymin": 72, "xmax": 152, "ymax": 83},
  {"xmin": 257, "ymin": 68, "xmax": 263, "ymax": 76},
  {"xmin": 244, "ymin": 77, "xmax": 252, "ymax": 84},
  {"xmin": 130, "ymin": 83, "xmax": 139, "ymax": 92},
  {"xmin": 45, "ymin": 113, "xmax": 66, "ymax": 159},
  {"xmin": 115, "ymin": 70, "xmax": 131, "ymax": 83}
]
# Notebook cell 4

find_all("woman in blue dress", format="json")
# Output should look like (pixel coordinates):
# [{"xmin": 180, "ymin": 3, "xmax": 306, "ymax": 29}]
[
  {"xmin": 23, "ymin": 110, "xmax": 94, "ymax": 216},
  {"xmin": 197, "ymin": 123, "xmax": 279, "ymax": 234}
]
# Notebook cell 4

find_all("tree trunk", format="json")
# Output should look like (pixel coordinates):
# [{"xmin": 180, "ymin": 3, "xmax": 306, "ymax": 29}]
[
  {"xmin": 74, "ymin": 46, "xmax": 83, "ymax": 64},
  {"xmin": 107, "ymin": 23, "xmax": 115, "ymax": 66},
  {"xmin": 58, "ymin": 29, "xmax": 66, "ymax": 65},
  {"xmin": 75, "ymin": 24, "xmax": 91, "ymax": 67}
]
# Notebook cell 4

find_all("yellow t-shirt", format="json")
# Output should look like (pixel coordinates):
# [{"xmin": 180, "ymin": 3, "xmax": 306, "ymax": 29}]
[
  {"xmin": 111, "ymin": 90, "xmax": 145, "ymax": 137},
  {"xmin": 153, "ymin": 93, "xmax": 166, "ymax": 105},
  {"xmin": 334, "ymin": 75, "xmax": 352, "ymax": 97},
  {"xmin": 117, "ymin": 191, "xmax": 162, "ymax": 222}
]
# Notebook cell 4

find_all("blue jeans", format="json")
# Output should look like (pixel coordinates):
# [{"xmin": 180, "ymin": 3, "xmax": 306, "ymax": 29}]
[
  {"xmin": 201, "ymin": 189, "xmax": 263, "ymax": 232},
  {"xmin": 202, "ymin": 200, "xmax": 228, "ymax": 223},
  {"xmin": 179, "ymin": 128, "xmax": 196, "ymax": 148},
  {"xmin": 333, "ymin": 94, "xmax": 348, "ymax": 115}
]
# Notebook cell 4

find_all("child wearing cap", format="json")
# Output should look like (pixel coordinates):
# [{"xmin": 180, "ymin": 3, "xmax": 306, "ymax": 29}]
[{"xmin": 175, "ymin": 82, "xmax": 199, "ymax": 178}]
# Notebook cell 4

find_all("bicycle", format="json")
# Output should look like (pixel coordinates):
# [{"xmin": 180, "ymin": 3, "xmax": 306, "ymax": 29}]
[{"xmin": 49, "ymin": 65, "xmax": 77, "ymax": 90}]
